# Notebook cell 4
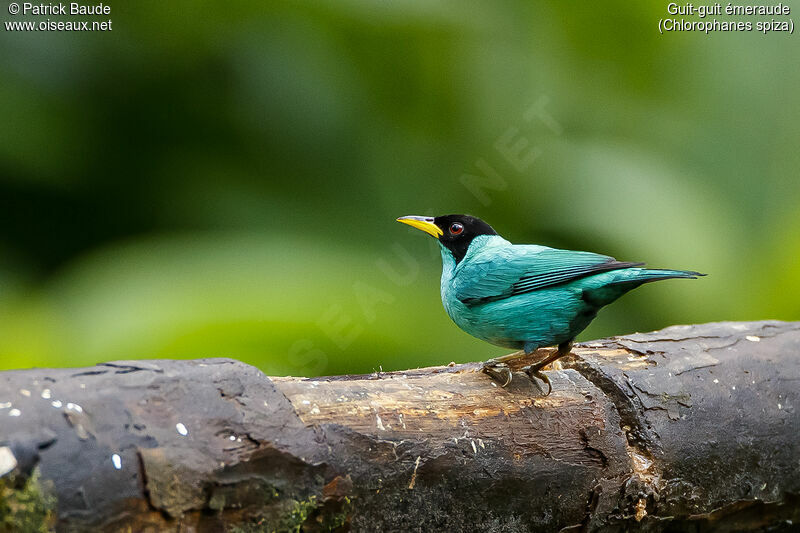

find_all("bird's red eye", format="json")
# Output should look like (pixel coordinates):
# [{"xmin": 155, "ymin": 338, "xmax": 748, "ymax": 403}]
[{"xmin": 450, "ymin": 223, "xmax": 464, "ymax": 235}]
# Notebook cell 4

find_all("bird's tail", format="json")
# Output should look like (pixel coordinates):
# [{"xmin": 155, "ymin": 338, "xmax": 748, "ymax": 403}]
[
  {"xmin": 581, "ymin": 267, "xmax": 705, "ymax": 307},
  {"xmin": 609, "ymin": 268, "xmax": 706, "ymax": 286}
]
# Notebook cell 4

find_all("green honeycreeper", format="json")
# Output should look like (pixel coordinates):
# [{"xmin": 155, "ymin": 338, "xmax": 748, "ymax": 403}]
[{"xmin": 398, "ymin": 214, "xmax": 704, "ymax": 394}]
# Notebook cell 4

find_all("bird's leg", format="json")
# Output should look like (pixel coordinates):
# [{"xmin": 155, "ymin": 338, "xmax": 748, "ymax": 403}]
[
  {"xmin": 481, "ymin": 351, "xmax": 525, "ymax": 387},
  {"xmin": 522, "ymin": 341, "xmax": 574, "ymax": 396}
]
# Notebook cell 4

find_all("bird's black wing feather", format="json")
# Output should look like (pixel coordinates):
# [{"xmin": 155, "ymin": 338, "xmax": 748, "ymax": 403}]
[
  {"xmin": 453, "ymin": 245, "xmax": 643, "ymax": 306},
  {"xmin": 509, "ymin": 259, "xmax": 644, "ymax": 296}
]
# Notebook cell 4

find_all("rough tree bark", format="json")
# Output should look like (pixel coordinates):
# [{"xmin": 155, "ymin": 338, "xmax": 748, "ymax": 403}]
[{"xmin": 1, "ymin": 321, "xmax": 798, "ymax": 532}]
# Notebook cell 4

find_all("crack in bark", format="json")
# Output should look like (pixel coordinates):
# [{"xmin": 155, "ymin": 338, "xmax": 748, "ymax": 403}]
[
  {"xmin": 70, "ymin": 370, "xmax": 109, "ymax": 378},
  {"xmin": 136, "ymin": 449, "xmax": 156, "ymax": 512},
  {"xmin": 569, "ymin": 361, "xmax": 657, "ymax": 454},
  {"xmin": 568, "ymin": 358, "xmax": 665, "ymax": 529}
]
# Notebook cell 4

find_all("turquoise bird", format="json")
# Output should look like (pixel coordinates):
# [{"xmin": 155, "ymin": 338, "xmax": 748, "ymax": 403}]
[{"xmin": 397, "ymin": 214, "xmax": 704, "ymax": 394}]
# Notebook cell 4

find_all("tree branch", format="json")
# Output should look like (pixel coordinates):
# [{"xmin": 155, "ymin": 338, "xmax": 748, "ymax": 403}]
[{"xmin": 1, "ymin": 321, "xmax": 799, "ymax": 531}]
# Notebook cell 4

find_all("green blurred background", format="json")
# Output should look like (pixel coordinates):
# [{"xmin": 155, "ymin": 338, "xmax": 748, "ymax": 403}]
[{"xmin": 1, "ymin": 1, "xmax": 798, "ymax": 376}]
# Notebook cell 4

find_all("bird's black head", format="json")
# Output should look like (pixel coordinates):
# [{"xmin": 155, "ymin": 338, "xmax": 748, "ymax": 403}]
[{"xmin": 397, "ymin": 214, "xmax": 498, "ymax": 264}]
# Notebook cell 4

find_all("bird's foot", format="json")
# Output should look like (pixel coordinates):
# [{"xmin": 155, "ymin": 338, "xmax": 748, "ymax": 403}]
[
  {"xmin": 522, "ymin": 364, "xmax": 552, "ymax": 396},
  {"xmin": 482, "ymin": 360, "xmax": 513, "ymax": 387}
]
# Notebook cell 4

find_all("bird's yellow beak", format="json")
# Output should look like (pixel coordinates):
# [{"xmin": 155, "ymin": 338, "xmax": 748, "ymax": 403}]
[{"xmin": 397, "ymin": 215, "xmax": 443, "ymax": 238}]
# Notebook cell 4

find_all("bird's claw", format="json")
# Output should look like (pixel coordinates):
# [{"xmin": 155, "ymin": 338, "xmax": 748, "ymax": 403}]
[
  {"xmin": 482, "ymin": 361, "xmax": 513, "ymax": 387},
  {"xmin": 522, "ymin": 365, "xmax": 552, "ymax": 396}
]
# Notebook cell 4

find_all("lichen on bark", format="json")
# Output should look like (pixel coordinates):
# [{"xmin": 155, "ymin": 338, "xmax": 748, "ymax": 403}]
[{"xmin": 0, "ymin": 469, "xmax": 56, "ymax": 533}]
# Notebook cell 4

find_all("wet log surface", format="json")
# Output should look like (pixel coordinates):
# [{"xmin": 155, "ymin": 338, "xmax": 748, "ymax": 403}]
[{"xmin": 1, "ymin": 321, "xmax": 799, "ymax": 532}]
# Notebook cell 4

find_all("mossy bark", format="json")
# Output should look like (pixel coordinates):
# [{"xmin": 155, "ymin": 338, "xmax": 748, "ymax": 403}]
[{"xmin": 0, "ymin": 470, "xmax": 56, "ymax": 533}]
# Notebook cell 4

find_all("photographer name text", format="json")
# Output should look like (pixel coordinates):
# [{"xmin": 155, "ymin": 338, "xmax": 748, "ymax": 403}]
[
  {"xmin": 17, "ymin": 2, "xmax": 109, "ymax": 16},
  {"xmin": 6, "ymin": 2, "xmax": 113, "ymax": 32}
]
